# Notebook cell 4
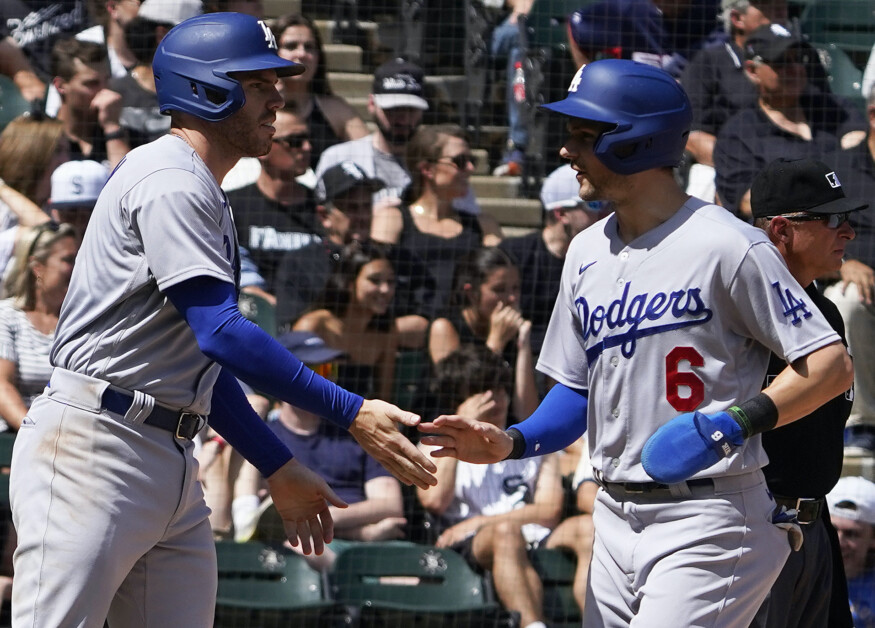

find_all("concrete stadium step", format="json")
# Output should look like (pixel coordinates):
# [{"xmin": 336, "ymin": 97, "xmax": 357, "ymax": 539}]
[
  {"xmin": 264, "ymin": 0, "xmax": 301, "ymax": 17},
  {"xmin": 478, "ymin": 197, "xmax": 542, "ymax": 228},
  {"xmin": 323, "ymin": 45, "xmax": 364, "ymax": 73},
  {"xmin": 346, "ymin": 96, "xmax": 371, "ymax": 122},
  {"xmin": 470, "ymin": 175, "xmax": 523, "ymax": 199},
  {"xmin": 314, "ymin": 19, "xmax": 379, "ymax": 49},
  {"xmin": 842, "ymin": 455, "xmax": 875, "ymax": 482},
  {"xmin": 328, "ymin": 72, "xmax": 372, "ymax": 100}
]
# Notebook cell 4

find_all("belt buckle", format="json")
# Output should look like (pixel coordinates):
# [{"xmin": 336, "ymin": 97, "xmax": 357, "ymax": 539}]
[
  {"xmin": 795, "ymin": 497, "xmax": 821, "ymax": 524},
  {"xmin": 623, "ymin": 482, "xmax": 647, "ymax": 494},
  {"xmin": 176, "ymin": 412, "xmax": 206, "ymax": 440}
]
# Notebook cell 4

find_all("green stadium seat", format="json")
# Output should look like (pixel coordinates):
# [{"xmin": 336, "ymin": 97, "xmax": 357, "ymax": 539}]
[
  {"xmin": 530, "ymin": 547, "xmax": 582, "ymax": 628},
  {"xmin": 393, "ymin": 349, "xmax": 427, "ymax": 409},
  {"xmin": 330, "ymin": 542, "xmax": 506, "ymax": 627},
  {"xmin": 0, "ymin": 76, "xmax": 30, "ymax": 133},
  {"xmin": 214, "ymin": 540, "xmax": 340, "ymax": 627},
  {"xmin": 801, "ymin": 0, "xmax": 875, "ymax": 65},
  {"xmin": 811, "ymin": 43, "xmax": 866, "ymax": 113},
  {"xmin": 238, "ymin": 291, "xmax": 277, "ymax": 338},
  {"xmin": 0, "ymin": 432, "xmax": 16, "ymax": 507}
]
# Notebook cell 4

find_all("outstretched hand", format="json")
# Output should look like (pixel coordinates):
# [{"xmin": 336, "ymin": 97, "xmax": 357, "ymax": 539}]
[
  {"xmin": 418, "ymin": 414, "xmax": 514, "ymax": 464},
  {"xmin": 266, "ymin": 458, "xmax": 348, "ymax": 555},
  {"xmin": 348, "ymin": 399, "xmax": 438, "ymax": 489}
]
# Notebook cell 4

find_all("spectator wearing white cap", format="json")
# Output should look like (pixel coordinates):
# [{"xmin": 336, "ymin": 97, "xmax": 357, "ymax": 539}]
[
  {"xmin": 499, "ymin": 164, "xmax": 609, "ymax": 355},
  {"xmin": 315, "ymin": 58, "xmax": 481, "ymax": 216},
  {"xmin": 828, "ymin": 476, "xmax": 875, "ymax": 627},
  {"xmin": 48, "ymin": 160, "xmax": 109, "ymax": 241}
]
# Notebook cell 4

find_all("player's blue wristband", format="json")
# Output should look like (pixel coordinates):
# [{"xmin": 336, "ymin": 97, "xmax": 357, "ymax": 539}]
[
  {"xmin": 509, "ymin": 383, "xmax": 588, "ymax": 458},
  {"xmin": 208, "ymin": 368, "xmax": 293, "ymax": 477},
  {"xmin": 165, "ymin": 277, "xmax": 364, "ymax": 429}
]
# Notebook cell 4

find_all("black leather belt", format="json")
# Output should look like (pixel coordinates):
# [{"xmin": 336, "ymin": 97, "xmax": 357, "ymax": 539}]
[
  {"xmin": 101, "ymin": 389, "xmax": 206, "ymax": 440},
  {"xmin": 601, "ymin": 478, "xmax": 715, "ymax": 495},
  {"xmin": 773, "ymin": 495, "xmax": 824, "ymax": 525}
]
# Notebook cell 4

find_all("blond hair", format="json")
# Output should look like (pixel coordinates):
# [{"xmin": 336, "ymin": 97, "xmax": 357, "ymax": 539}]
[{"xmin": 3, "ymin": 222, "xmax": 77, "ymax": 311}]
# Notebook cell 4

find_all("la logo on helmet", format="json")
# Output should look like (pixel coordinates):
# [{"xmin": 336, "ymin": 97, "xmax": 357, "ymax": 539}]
[
  {"xmin": 567, "ymin": 65, "xmax": 586, "ymax": 93},
  {"xmin": 258, "ymin": 20, "xmax": 277, "ymax": 49}
]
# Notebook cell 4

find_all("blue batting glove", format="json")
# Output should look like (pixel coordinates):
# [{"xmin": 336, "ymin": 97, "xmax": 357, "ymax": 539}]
[{"xmin": 641, "ymin": 411, "xmax": 745, "ymax": 484}]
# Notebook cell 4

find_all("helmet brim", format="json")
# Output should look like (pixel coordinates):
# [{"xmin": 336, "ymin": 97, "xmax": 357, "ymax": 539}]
[
  {"xmin": 540, "ymin": 97, "xmax": 619, "ymax": 127},
  {"xmin": 223, "ymin": 55, "xmax": 305, "ymax": 78}
]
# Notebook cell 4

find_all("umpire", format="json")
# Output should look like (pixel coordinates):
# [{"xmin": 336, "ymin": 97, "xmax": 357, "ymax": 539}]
[{"xmin": 750, "ymin": 157, "xmax": 866, "ymax": 628}]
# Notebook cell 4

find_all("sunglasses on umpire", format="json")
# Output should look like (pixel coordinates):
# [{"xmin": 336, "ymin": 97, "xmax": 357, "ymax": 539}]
[
  {"xmin": 272, "ymin": 133, "xmax": 310, "ymax": 150},
  {"xmin": 769, "ymin": 212, "xmax": 851, "ymax": 229}
]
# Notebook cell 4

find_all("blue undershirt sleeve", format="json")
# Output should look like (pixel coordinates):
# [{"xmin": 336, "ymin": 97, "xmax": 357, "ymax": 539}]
[
  {"xmin": 208, "ymin": 367, "xmax": 293, "ymax": 477},
  {"xmin": 510, "ymin": 383, "xmax": 588, "ymax": 458},
  {"xmin": 165, "ymin": 276, "xmax": 364, "ymax": 428}
]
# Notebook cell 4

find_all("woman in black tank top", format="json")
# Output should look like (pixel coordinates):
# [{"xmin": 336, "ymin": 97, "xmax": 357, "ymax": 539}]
[
  {"xmin": 270, "ymin": 15, "xmax": 369, "ymax": 167},
  {"xmin": 372, "ymin": 124, "xmax": 504, "ymax": 318}
]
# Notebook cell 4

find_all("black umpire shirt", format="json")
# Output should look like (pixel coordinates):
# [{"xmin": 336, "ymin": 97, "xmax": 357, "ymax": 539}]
[{"xmin": 759, "ymin": 283, "xmax": 853, "ymax": 627}]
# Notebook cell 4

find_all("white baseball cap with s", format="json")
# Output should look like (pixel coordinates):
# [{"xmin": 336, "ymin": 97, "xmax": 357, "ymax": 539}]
[{"xmin": 49, "ymin": 160, "xmax": 110, "ymax": 209}]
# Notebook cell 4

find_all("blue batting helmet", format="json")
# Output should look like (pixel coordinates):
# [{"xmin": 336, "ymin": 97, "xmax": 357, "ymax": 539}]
[
  {"xmin": 541, "ymin": 59, "xmax": 692, "ymax": 175},
  {"xmin": 153, "ymin": 12, "xmax": 304, "ymax": 122}
]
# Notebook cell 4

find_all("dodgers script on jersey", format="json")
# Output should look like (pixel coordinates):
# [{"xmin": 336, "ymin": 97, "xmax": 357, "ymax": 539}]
[
  {"xmin": 50, "ymin": 135, "xmax": 240, "ymax": 414},
  {"xmin": 537, "ymin": 197, "xmax": 840, "ymax": 482}
]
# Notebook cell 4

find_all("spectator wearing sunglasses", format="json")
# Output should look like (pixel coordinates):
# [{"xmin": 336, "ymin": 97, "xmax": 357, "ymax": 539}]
[
  {"xmin": 251, "ymin": 330, "xmax": 406, "ymax": 570},
  {"xmin": 0, "ymin": 222, "xmax": 78, "ymax": 432},
  {"xmin": 749, "ymin": 157, "xmax": 865, "ymax": 628},
  {"xmin": 714, "ymin": 24, "xmax": 867, "ymax": 219},
  {"xmin": 372, "ymin": 124, "xmax": 502, "ymax": 318},
  {"xmin": 225, "ymin": 107, "xmax": 322, "ymax": 297},
  {"xmin": 314, "ymin": 58, "xmax": 482, "ymax": 217}
]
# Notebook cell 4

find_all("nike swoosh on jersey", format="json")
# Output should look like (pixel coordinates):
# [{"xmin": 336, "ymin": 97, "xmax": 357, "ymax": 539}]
[{"xmin": 579, "ymin": 261, "xmax": 596, "ymax": 275}]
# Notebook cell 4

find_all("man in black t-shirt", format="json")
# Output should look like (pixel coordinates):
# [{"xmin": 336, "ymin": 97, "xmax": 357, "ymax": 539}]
[
  {"xmin": 275, "ymin": 161, "xmax": 434, "ymax": 345},
  {"xmin": 713, "ymin": 25, "xmax": 867, "ymax": 218},
  {"xmin": 226, "ymin": 108, "xmax": 322, "ymax": 294},
  {"xmin": 750, "ymin": 157, "xmax": 866, "ymax": 628}
]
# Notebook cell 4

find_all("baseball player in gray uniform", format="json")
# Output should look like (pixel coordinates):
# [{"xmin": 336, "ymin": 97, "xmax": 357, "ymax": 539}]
[
  {"xmin": 9, "ymin": 13, "xmax": 436, "ymax": 627},
  {"xmin": 419, "ymin": 59, "xmax": 854, "ymax": 627}
]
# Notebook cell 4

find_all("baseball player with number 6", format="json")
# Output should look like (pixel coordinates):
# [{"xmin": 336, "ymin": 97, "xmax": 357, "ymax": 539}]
[
  {"xmin": 9, "ymin": 13, "xmax": 437, "ymax": 627},
  {"xmin": 419, "ymin": 59, "xmax": 854, "ymax": 627}
]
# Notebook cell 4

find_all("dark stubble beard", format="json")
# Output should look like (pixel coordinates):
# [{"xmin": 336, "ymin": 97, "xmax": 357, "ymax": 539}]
[{"xmin": 376, "ymin": 117, "xmax": 417, "ymax": 147}]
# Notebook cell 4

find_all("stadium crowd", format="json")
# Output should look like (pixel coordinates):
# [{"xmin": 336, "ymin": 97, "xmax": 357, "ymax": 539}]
[{"xmin": 0, "ymin": 0, "xmax": 874, "ymax": 626}]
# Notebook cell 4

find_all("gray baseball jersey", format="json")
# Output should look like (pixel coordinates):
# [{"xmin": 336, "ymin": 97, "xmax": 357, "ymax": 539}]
[
  {"xmin": 537, "ymin": 197, "xmax": 840, "ymax": 482},
  {"xmin": 51, "ymin": 134, "xmax": 239, "ymax": 414}
]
